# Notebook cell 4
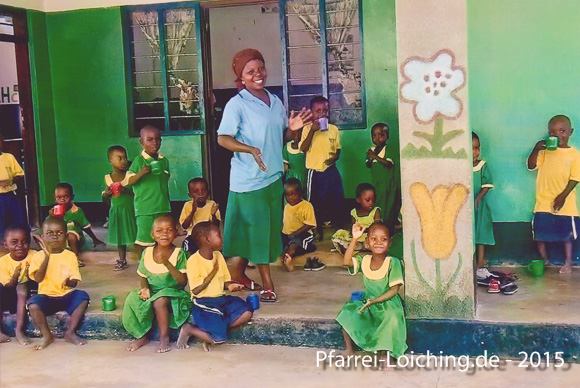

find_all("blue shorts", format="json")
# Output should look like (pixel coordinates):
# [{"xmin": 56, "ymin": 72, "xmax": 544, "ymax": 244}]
[
  {"xmin": 532, "ymin": 213, "xmax": 580, "ymax": 242},
  {"xmin": 191, "ymin": 295, "xmax": 252, "ymax": 343},
  {"xmin": 282, "ymin": 231, "xmax": 316, "ymax": 254},
  {"xmin": 27, "ymin": 290, "xmax": 90, "ymax": 316},
  {"xmin": 0, "ymin": 281, "xmax": 37, "ymax": 313}
]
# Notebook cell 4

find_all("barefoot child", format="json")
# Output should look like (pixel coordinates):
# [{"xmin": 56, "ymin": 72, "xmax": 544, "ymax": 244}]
[
  {"xmin": 332, "ymin": 183, "xmax": 381, "ymax": 254},
  {"xmin": 283, "ymin": 129, "xmax": 306, "ymax": 188},
  {"xmin": 122, "ymin": 215, "xmax": 190, "ymax": 353},
  {"xmin": 50, "ymin": 182, "xmax": 104, "ymax": 266},
  {"xmin": 102, "ymin": 146, "xmax": 137, "ymax": 271},
  {"xmin": 528, "ymin": 114, "xmax": 580, "ymax": 274},
  {"xmin": 336, "ymin": 222, "xmax": 407, "ymax": 366},
  {"xmin": 472, "ymin": 132, "xmax": 496, "ymax": 279},
  {"xmin": 177, "ymin": 222, "xmax": 252, "ymax": 351},
  {"xmin": 366, "ymin": 123, "xmax": 399, "ymax": 232},
  {"xmin": 281, "ymin": 178, "xmax": 319, "ymax": 272},
  {"xmin": 27, "ymin": 217, "xmax": 90, "ymax": 350},
  {"xmin": 179, "ymin": 177, "xmax": 220, "ymax": 255},
  {"xmin": 0, "ymin": 225, "xmax": 36, "ymax": 345}
]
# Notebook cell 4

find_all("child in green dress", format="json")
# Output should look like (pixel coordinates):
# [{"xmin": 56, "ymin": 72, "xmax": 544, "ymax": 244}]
[
  {"xmin": 102, "ymin": 146, "xmax": 137, "ymax": 271},
  {"xmin": 283, "ymin": 128, "xmax": 307, "ymax": 188},
  {"xmin": 336, "ymin": 222, "xmax": 407, "ymax": 368},
  {"xmin": 122, "ymin": 215, "xmax": 191, "ymax": 354},
  {"xmin": 331, "ymin": 183, "xmax": 381, "ymax": 254},
  {"xmin": 472, "ymin": 132, "xmax": 496, "ymax": 278}
]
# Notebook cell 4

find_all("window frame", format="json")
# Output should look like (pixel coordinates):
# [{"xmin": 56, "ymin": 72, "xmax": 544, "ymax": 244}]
[
  {"xmin": 123, "ymin": 1, "xmax": 206, "ymax": 137},
  {"xmin": 279, "ymin": 0, "xmax": 366, "ymax": 130}
]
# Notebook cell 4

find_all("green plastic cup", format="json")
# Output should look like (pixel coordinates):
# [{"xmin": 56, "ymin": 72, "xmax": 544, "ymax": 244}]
[
  {"xmin": 546, "ymin": 136, "xmax": 559, "ymax": 151},
  {"xmin": 527, "ymin": 260, "xmax": 545, "ymax": 277},
  {"xmin": 149, "ymin": 160, "xmax": 163, "ymax": 175},
  {"xmin": 102, "ymin": 295, "xmax": 116, "ymax": 311}
]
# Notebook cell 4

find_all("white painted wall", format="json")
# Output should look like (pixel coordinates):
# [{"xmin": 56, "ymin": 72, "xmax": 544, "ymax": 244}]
[
  {"xmin": 0, "ymin": 42, "xmax": 19, "ymax": 105},
  {"xmin": 209, "ymin": 4, "xmax": 282, "ymax": 89}
]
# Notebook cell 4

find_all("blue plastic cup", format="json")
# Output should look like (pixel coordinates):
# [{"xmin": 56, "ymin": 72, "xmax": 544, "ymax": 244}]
[
  {"xmin": 351, "ymin": 291, "xmax": 365, "ymax": 301},
  {"xmin": 246, "ymin": 294, "xmax": 260, "ymax": 310}
]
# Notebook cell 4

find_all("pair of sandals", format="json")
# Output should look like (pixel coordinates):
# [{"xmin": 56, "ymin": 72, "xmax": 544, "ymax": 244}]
[{"xmin": 238, "ymin": 277, "xmax": 277, "ymax": 303}]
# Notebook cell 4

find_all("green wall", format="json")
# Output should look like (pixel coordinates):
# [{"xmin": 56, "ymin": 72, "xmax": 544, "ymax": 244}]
[
  {"xmin": 468, "ymin": 0, "xmax": 580, "ymax": 222},
  {"xmin": 30, "ymin": 7, "xmax": 203, "ymax": 205}
]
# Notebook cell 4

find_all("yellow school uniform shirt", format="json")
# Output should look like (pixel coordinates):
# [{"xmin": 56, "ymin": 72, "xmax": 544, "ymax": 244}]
[
  {"xmin": 282, "ymin": 200, "xmax": 317, "ymax": 235},
  {"xmin": 0, "ymin": 152, "xmax": 24, "ymax": 193},
  {"xmin": 179, "ymin": 200, "xmax": 221, "ymax": 236},
  {"xmin": 0, "ymin": 250, "xmax": 36, "ymax": 285},
  {"xmin": 300, "ymin": 123, "xmax": 341, "ymax": 172},
  {"xmin": 28, "ymin": 250, "xmax": 82, "ymax": 297},
  {"xmin": 533, "ymin": 147, "xmax": 580, "ymax": 217},
  {"xmin": 187, "ymin": 251, "xmax": 230, "ymax": 299}
]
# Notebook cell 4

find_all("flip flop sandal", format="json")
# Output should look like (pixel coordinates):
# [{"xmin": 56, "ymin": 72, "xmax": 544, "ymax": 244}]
[
  {"xmin": 260, "ymin": 289, "xmax": 277, "ymax": 303},
  {"xmin": 78, "ymin": 259, "xmax": 86, "ymax": 268},
  {"xmin": 240, "ymin": 278, "xmax": 262, "ymax": 291}
]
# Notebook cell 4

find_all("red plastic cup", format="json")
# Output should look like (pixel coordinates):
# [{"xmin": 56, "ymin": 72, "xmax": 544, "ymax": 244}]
[
  {"xmin": 111, "ymin": 182, "xmax": 123, "ymax": 197},
  {"xmin": 53, "ymin": 204, "xmax": 66, "ymax": 218}
]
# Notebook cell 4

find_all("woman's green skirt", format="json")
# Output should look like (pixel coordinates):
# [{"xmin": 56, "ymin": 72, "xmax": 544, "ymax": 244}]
[{"xmin": 223, "ymin": 179, "xmax": 283, "ymax": 264}]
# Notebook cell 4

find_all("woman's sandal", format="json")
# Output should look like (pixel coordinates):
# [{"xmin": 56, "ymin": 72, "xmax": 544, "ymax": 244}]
[
  {"xmin": 113, "ymin": 260, "xmax": 129, "ymax": 271},
  {"xmin": 239, "ymin": 278, "xmax": 262, "ymax": 291},
  {"xmin": 260, "ymin": 289, "xmax": 277, "ymax": 303}
]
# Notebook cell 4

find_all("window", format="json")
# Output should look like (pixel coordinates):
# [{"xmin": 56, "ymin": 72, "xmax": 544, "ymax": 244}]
[
  {"xmin": 125, "ymin": 3, "xmax": 205, "ymax": 135},
  {"xmin": 281, "ymin": 0, "xmax": 365, "ymax": 129}
]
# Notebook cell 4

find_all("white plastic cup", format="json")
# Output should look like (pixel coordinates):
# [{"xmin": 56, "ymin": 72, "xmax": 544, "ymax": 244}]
[{"xmin": 318, "ymin": 117, "xmax": 329, "ymax": 131}]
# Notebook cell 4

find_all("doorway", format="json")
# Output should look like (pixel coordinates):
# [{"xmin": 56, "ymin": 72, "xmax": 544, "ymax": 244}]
[
  {"xmin": 0, "ymin": 7, "xmax": 41, "ymax": 228},
  {"xmin": 201, "ymin": 1, "xmax": 282, "ymax": 210}
]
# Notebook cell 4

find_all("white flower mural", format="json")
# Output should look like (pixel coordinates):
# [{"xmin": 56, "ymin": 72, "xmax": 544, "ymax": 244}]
[{"xmin": 400, "ymin": 50, "xmax": 465, "ymax": 124}]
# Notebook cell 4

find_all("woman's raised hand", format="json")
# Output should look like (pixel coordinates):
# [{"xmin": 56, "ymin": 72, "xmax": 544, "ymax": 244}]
[
  {"xmin": 289, "ymin": 108, "xmax": 313, "ymax": 131},
  {"xmin": 352, "ymin": 223, "xmax": 365, "ymax": 240}
]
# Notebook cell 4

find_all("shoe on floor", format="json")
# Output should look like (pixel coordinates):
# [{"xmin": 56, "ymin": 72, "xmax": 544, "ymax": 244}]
[
  {"xmin": 476, "ymin": 267, "xmax": 498, "ymax": 280},
  {"xmin": 502, "ymin": 284, "xmax": 519, "ymax": 295},
  {"xmin": 487, "ymin": 279, "xmax": 500, "ymax": 293},
  {"xmin": 477, "ymin": 276, "xmax": 492, "ymax": 287},
  {"xmin": 310, "ymin": 258, "xmax": 326, "ymax": 271},
  {"xmin": 304, "ymin": 257, "xmax": 313, "ymax": 271}
]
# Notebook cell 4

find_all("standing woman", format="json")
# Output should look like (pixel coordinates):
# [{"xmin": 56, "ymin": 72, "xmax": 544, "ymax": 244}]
[{"xmin": 217, "ymin": 49, "xmax": 311, "ymax": 303}]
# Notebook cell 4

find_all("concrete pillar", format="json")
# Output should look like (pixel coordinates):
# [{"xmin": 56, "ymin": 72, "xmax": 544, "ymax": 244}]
[{"xmin": 396, "ymin": 0, "xmax": 475, "ymax": 318}]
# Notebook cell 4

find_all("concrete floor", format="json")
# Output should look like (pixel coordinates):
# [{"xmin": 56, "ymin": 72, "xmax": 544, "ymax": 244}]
[
  {"xmin": 5, "ymin": 225, "xmax": 580, "ymax": 324},
  {"xmin": 1, "ymin": 340, "xmax": 578, "ymax": 388}
]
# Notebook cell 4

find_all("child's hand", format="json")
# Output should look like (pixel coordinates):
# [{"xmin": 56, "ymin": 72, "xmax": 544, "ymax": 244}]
[
  {"xmin": 310, "ymin": 117, "xmax": 320, "ymax": 132},
  {"xmin": 351, "ymin": 223, "xmax": 365, "ymax": 240},
  {"xmin": 475, "ymin": 195, "xmax": 482, "ymax": 210},
  {"xmin": 534, "ymin": 140, "xmax": 547, "ymax": 151},
  {"xmin": 366, "ymin": 148, "xmax": 377, "ymax": 160},
  {"xmin": 227, "ymin": 282, "xmax": 244, "ymax": 292},
  {"xmin": 62, "ymin": 277, "xmax": 75, "ymax": 289},
  {"xmin": 139, "ymin": 288, "xmax": 151, "ymax": 300},
  {"xmin": 13, "ymin": 264, "xmax": 22, "ymax": 279},
  {"xmin": 33, "ymin": 234, "xmax": 51, "ymax": 256},
  {"xmin": 358, "ymin": 299, "xmax": 373, "ymax": 314},
  {"xmin": 250, "ymin": 147, "xmax": 267, "ymax": 171},
  {"xmin": 0, "ymin": 179, "xmax": 11, "ymax": 187},
  {"xmin": 553, "ymin": 193, "xmax": 567, "ymax": 212},
  {"xmin": 211, "ymin": 202, "xmax": 219, "ymax": 216},
  {"xmin": 140, "ymin": 165, "xmax": 151, "ymax": 175},
  {"xmin": 288, "ymin": 108, "xmax": 313, "ymax": 131},
  {"xmin": 103, "ymin": 186, "xmax": 113, "ymax": 197}
]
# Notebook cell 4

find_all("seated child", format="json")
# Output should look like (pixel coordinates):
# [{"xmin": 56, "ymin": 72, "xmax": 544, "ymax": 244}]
[
  {"xmin": 283, "ymin": 129, "xmax": 306, "ymax": 188},
  {"xmin": 332, "ymin": 183, "xmax": 381, "ymax": 254},
  {"xmin": 177, "ymin": 222, "xmax": 252, "ymax": 351},
  {"xmin": 27, "ymin": 217, "xmax": 90, "ymax": 350},
  {"xmin": 336, "ymin": 222, "xmax": 407, "ymax": 368},
  {"xmin": 179, "ymin": 177, "xmax": 220, "ymax": 254},
  {"xmin": 0, "ymin": 225, "xmax": 36, "ymax": 345},
  {"xmin": 102, "ymin": 145, "xmax": 137, "ymax": 271},
  {"xmin": 527, "ymin": 114, "xmax": 580, "ymax": 274},
  {"xmin": 122, "ymin": 215, "xmax": 190, "ymax": 353},
  {"xmin": 300, "ymin": 95, "xmax": 344, "ymax": 239},
  {"xmin": 50, "ymin": 182, "xmax": 104, "ymax": 266},
  {"xmin": 281, "ymin": 178, "xmax": 320, "ymax": 272},
  {"xmin": 0, "ymin": 136, "xmax": 26, "ymax": 239},
  {"xmin": 366, "ymin": 123, "xmax": 400, "ymax": 232},
  {"xmin": 127, "ymin": 125, "xmax": 171, "ymax": 254}
]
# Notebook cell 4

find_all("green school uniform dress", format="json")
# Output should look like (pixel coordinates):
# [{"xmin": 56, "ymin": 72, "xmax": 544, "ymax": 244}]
[
  {"xmin": 368, "ymin": 145, "xmax": 399, "ymax": 230},
  {"xmin": 331, "ymin": 207, "xmax": 381, "ymax": 251},
  {"xmin": 282, "ymin": 142, "xmax": 307, "ymax": 188},
  {"xmin": 473, "ymin": 160, "xmax": 495, "ymax": 246},
  {"xmin": 122, "ymin": 247, "xmax": 191, "ymax": 339},
  {"xmin": 336, "ymin": 254, "xmax": 407, "ymax": 357},
  {"xmin": 104, "ymin": 174, "xmax": 137, "ymax": 247}
]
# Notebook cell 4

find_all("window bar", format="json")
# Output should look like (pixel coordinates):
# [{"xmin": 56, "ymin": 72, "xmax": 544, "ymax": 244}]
[
  {"xmin": 357, "ymin": 0, "xmax": 366, "ymax": 127},
  {"xmin": 319, "ymin": 0, "xmax": 329, "ymax": 99},
  {"xmin": 280, "ymin": 0, "xmax": 290, "ymax": 113},
  {"xmin": 158, "ymin": 10, "xmax": 171, "ymax": 132}
]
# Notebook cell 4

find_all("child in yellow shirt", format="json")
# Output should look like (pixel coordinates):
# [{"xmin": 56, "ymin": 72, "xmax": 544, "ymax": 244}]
[
  {"xmin": 0, "ymin": 225, "xmax": 36, "ymax": 345},
  {"xmin": 179, "ymin": 178, "xmax": 220, "ymax": 254},
  {"xmin": 27, "ymin": 217, "xmax": 90, "ymax": 350},
  {"xmin": 0, "ymin": 136, "xmax": 26, "ymax": 238},
  {"xmin": 177, "ymin": 222, "xmax": 252, "ymax": 351}
]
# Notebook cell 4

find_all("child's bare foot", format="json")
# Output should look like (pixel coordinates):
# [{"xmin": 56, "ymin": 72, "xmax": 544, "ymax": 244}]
[
  {"xmin": 283, "ymin": 253, "xmax": 295, "ymax": 272},
  {"xmin": 203, "ymin": 341, "xmax": 213, "ymax": 352},
  {"xmin": 543, "ymin": 259, "xmax": 552, "ymax": 267},
  {"xmin": 64, "ymin": 332, "xmax": 87, "ymax": 346},
  {"xmin": 176, "ymin": 327, "xmax": 191, "ymax": 349},
  {"xmin": 15, "ymin": 331, "xmax": 31, "ymax": 346},
  {"xmin": 34, "ymin": 335, "xmax": 54, "ymax": 350},
  {"xmin": 157, "ymin": 337, "xmax": 171, "ymax": 353},
  {"xmin": 559, "ymin": 265, "xmax": 572, "ymax": 274},
  {"xmin": 126, "ymin": 336, "xmax": 149, "ymax": 351},
  {"xmin": 0, "ymin": 332, "xmax": 11, "ymax": 343}
]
